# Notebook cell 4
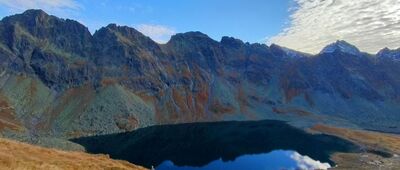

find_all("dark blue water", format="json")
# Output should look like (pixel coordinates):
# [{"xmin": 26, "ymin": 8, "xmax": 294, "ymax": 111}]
[
  {"xmin": 72, "ymin": 120, "xmax": 359, "ymax": 169},
  {"xmin": 156, "ymin": 150, "xmax": 331, "ymax": 170}
]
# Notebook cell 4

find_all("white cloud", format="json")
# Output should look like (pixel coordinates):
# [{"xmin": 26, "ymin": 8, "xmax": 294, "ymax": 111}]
[
  {"xmin": 290, "ymin": 152, "xmax": 331, "ymax": 170},
  {"xmin": 0, "ymin": 0, "xmax": 79, "ymax": 12},
  {"xmin": 268, "ymin": 0, "xmax": 400, "ymax": 54},
  {"xmin": 136, "ymin": 24, "xmax": 176, "ymax": 43}
]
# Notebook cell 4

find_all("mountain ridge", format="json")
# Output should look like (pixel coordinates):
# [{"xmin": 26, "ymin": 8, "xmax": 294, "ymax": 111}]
[{"xmin": 6, "ymin": 10, "xmax": 393, "ymax": 55}]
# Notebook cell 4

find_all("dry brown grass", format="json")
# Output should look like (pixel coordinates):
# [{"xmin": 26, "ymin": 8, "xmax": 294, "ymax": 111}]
[
  {"xmin": 311, "ymin": 124, "xmax": 400, "ymax": 154},
  {"xmin": 0, "ymin": 138, "xmax": 148, "ymax": 170},
  {"xmin": 330, "ymin": 152, "xmax": 400, "ymax": 170},
  {"xmin": 0, "ymin": 96, "xmax": 23, "ymax": 131}
]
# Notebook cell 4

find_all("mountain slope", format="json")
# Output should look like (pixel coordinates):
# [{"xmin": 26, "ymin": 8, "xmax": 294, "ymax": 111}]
[
  {"xmin": 0, "ymin": 9, "xmax": 399, "ymax": 143},
  {"xmin": 0, "ymin": 137, "xmax": 147, "ymax": 170}
]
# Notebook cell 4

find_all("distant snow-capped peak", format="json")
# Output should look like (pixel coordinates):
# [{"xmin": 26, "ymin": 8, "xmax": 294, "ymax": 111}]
[{"xmin": 320, "ymin": 40, "xmax": 360, "ymax": 56}]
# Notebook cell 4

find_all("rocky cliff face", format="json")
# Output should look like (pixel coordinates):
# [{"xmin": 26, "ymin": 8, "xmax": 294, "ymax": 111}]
[{"xmin": 0, "ymin": 10, "xmax": 400, "ymax": 140}]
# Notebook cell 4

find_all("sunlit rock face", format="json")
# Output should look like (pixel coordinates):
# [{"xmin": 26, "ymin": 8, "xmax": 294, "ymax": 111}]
[{"xmin": 0, "ymin": 9, "xmax": 400, "ymax": 139}]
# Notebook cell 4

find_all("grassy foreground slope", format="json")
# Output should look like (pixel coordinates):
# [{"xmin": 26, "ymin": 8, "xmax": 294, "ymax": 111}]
[
  {"xmin": 311, "ymin": 124, "xmax": 400, "ymax": 154},
  {"xmin": 0, "ymin": 138, "xmax": 147, "ymax": 170}
]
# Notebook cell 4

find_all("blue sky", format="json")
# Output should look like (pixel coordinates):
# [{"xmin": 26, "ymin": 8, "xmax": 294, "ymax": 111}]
[
  {"xmin": 79, "ymin": 0, "xmax": 292, "ymax": 43},
  {"xmin": 0, "ymin": 0, "xmax": 399, "ymax": 53},
  {"xmin": 0, "ymin": 0, "xmax": 292, "ymax": 44}
]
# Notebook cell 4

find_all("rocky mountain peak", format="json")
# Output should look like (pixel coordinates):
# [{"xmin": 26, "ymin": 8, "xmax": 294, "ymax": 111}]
[
  {"xmin": 93, "ymin": 23, "xmax": 160, "ymax": 54},
  {"xmin": 0, "ymin": 9, "xmax": 92, "ymax": 58},
  {"xmin": 377, "ymin": 47, "xmax": 400, "ymax": 60},
  {"xmin": 220, "ymin": 36, "xmax": 245, "ymax": 48},
  {"xmin": 270, "ymin": 43, "xmax": 309, "ymax": 58},
  {"xmin": 168, "ymin": 31, "xmax": 217, "ymax": 45},
  {"xmin": 3, "ymin": 9, "xmax": 58, "ymax": 28},
  {"xmin": 320, "ymin": 40, "xmax": 360, "ymax": 55},
  {"xmin": 22, "ymin": 9, "xmax": 48, "ymax": 18},
  {"xmin": 99, "ymin": 24, "xmax": 141, "ymax": 38},
  {"xmin": 104, "ymin": 24, "xmax": 141, "ymax": 35},
  {"xmin": 2, "ymin": 9, "xmax": 90, "ymax": 40}
]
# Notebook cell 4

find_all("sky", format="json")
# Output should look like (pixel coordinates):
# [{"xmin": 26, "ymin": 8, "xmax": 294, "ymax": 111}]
[{"xmin": 0, "ymin": 0, "xmax": 398, "ymax": 54}]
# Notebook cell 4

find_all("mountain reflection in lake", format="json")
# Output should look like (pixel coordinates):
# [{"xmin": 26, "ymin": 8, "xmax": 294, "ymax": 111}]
[
  {"xmin": 72, "ymin": 120, "xmax": 360, "ymax": 169},
  {"xmin": 156, "ymin": 150, "xmax": 331, "ymax": 170}
]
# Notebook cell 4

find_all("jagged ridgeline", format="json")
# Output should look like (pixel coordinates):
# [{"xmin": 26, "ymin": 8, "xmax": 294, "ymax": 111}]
[{"xmin": 0, "ymin": 9, "xmax": 400, "ymax": 140}]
